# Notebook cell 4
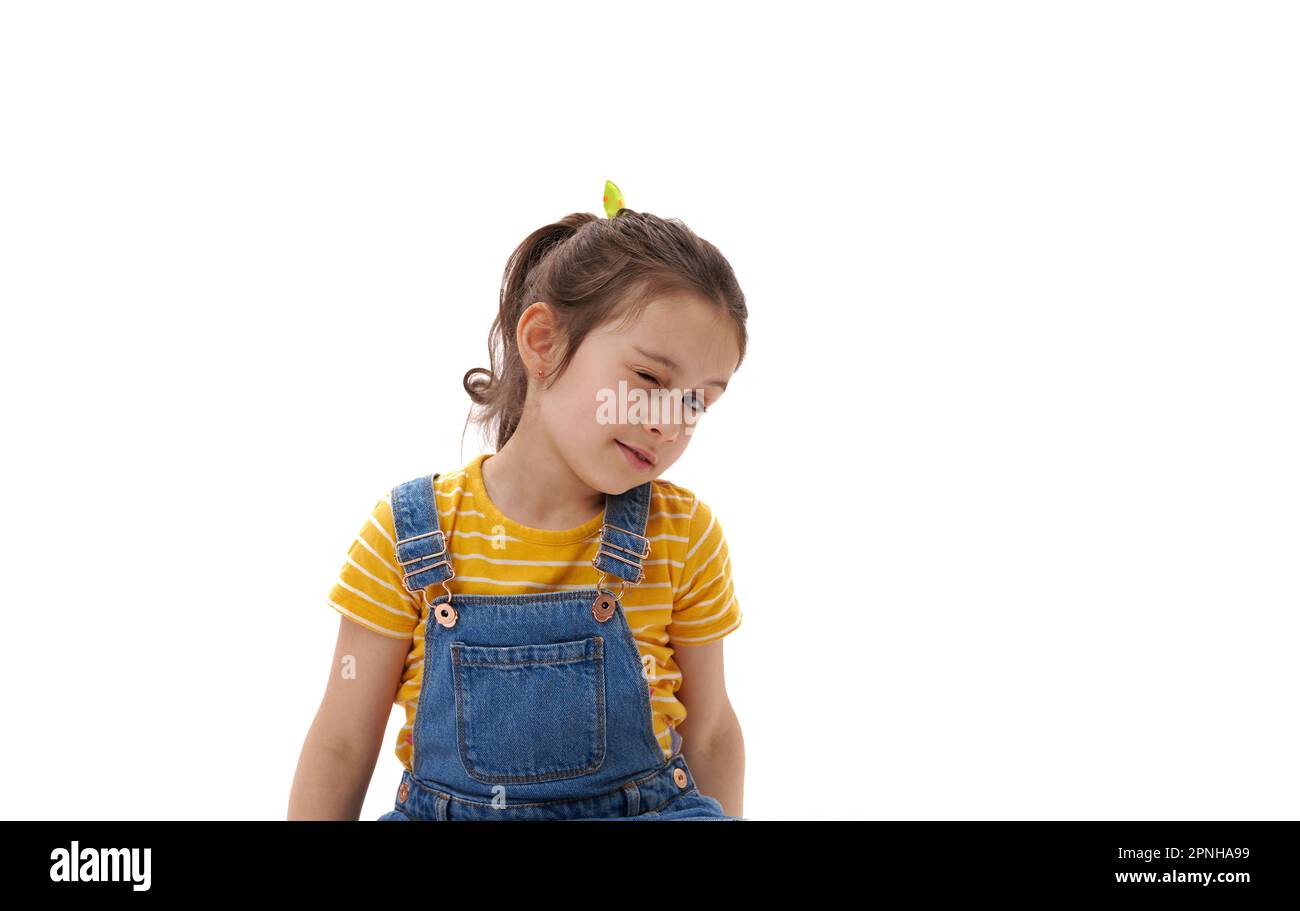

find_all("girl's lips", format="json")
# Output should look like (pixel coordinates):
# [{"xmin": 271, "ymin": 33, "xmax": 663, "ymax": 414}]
[{"xmin": 615, "ymin": 440, "xmax": 654, "ymax": 472}]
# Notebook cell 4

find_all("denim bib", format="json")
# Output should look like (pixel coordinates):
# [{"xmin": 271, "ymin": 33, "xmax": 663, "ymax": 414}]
[{"xmin": 375, "ymin": 472, "xmax": 738, "ymax": 821}]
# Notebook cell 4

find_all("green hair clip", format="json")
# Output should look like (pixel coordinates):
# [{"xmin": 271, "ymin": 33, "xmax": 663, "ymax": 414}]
[{"xmin": 602, "ymin": 179, "xmax": 625, "ymax": 218}]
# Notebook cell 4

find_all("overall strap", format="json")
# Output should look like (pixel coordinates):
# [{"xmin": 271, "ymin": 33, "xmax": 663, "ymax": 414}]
[
  {"xmin": 593, "ymin": 481, "xmax": 653, "ymax": 584},
  {"xmin": 391, "ymin": 473, "xmax": 453, "ymax": 597}
]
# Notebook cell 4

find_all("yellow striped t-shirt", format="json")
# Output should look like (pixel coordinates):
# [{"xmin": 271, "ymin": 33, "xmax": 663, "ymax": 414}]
[{"xmin": 326, "ymin": 452, "xmax": 743, "ymax": 770}]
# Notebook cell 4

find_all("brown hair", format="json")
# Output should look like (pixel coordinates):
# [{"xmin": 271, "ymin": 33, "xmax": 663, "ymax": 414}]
[{"xmin": 462, "ymin": 207, "xmax": 748, "ymax": 452}]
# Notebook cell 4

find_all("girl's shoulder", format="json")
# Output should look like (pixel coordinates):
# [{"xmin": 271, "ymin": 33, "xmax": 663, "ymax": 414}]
[
  {"xmin": 649, "ymin": 477, "xmax": 730, "ymax": 560},
  {"xmin": 651, "ymin": 476, "xmax": 699, "ymax": 507},
  {"xmin": 650, "ymin": 477, "xmax": 711, "ymax": 540},
  {"xmin": 651, "ymin": 476, "xmax": 729, "ymax": 528},
  {"xmin": 651, "ymin": 478, "xmax": 743, "ymax": 644}
]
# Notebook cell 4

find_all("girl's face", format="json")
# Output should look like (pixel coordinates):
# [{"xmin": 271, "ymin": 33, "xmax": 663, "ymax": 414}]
[{"xmin": 529, "ymin": 292, "xmax": 739, "ymax": 494}]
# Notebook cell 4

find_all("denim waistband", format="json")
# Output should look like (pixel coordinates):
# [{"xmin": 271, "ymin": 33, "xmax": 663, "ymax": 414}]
[{"xmin": 391, "ymin": 750, "xmax": 701, "ymax": 820}]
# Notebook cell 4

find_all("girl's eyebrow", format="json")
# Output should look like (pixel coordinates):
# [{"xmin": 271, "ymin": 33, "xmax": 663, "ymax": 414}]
[{"xmin": 631, "ymin": 344, "xmax": 729, "ymax": 391}]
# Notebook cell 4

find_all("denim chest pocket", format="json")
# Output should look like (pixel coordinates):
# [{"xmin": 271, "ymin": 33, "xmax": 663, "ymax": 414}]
[{"xmin": 450, "ymin": 635, "xmax": 606, "ymax": 783}]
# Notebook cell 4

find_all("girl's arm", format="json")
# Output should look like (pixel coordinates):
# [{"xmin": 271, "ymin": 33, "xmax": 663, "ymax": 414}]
[
  {"xmin": 672, "ymin": 639, "xmax": 745, "ymax": 818},
  {"xmin": 288, "ymin": 616, "xmax": 411, "ymax": 820}
]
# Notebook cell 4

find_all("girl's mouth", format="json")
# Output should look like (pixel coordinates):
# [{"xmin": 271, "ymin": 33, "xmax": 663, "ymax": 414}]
[{"xmin": 615, "ymin": 440, "xmax": 654, "ymax": 471}]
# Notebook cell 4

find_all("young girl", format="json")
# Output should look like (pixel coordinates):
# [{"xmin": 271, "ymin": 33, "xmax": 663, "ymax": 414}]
[{"xmin": 289, "ymin": 182, "xmax": 748, "ymax": 821}]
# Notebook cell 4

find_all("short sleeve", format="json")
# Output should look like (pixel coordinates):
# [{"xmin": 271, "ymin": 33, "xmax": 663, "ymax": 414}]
[
  {"xmin": 668, "ymin": 495, "xmax": 743, "ymax": 646},
  {"xmin": 326, "ymin": 494, "xmax": 420, "ymax": 640}
]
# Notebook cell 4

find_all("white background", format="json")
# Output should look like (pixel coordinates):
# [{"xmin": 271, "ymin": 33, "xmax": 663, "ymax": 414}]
[{"xmin": 2, "ymin": 1, "xmax": 1296, "ymax": 820}]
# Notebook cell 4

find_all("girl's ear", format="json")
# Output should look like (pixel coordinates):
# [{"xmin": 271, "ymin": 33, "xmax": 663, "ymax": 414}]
[{"xmin": 516, "ymin": 301, "xmax": 562, "ymax": 376}]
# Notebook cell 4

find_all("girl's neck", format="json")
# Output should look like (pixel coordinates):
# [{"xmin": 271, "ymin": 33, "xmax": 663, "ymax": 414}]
[{"xmin": 480, "ymin": 433, "xmax": 605, "ymax": 532}]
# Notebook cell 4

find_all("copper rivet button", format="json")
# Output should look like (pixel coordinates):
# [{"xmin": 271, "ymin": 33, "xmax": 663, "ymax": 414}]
[
  {"xmin": 398, "ymin": 781, "xmax": 410, "ymax": 802},
  {"xmin": 673, "ymin": 768, "xmax": 688, "ymax": 788}
]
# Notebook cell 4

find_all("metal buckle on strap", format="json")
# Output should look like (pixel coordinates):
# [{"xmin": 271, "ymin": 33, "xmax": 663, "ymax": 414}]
[
  {"xmin": 395, "ymin": 528, "xmax": 446, "ymax": 557},
  {"xmin": 591, "ymin": 522, "xmax": 650, "ymax": 583},
  {"xmin": 396, "ymin": 529, "xmax": 453, "ymax": 585},
  {"xmin": 402, "ymin": 558, "xmax": 454, "ymax": 585}
]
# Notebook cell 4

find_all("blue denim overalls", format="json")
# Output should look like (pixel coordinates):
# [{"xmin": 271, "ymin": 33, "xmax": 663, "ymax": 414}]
[{"xmin": 375, "ymin": 471, "xmax": 740, "ymax": 821}]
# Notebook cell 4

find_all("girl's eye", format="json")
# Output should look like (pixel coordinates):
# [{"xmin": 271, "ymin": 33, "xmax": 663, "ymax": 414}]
[{"xmin": 634, "ymin": 370, "xmax": 708, "ymax": 414}]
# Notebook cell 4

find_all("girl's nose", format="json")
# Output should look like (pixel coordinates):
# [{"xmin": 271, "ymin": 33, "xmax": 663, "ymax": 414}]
[{"xmin": 641, "ymin": 402, "xmax": 683, "ymax": 444}]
